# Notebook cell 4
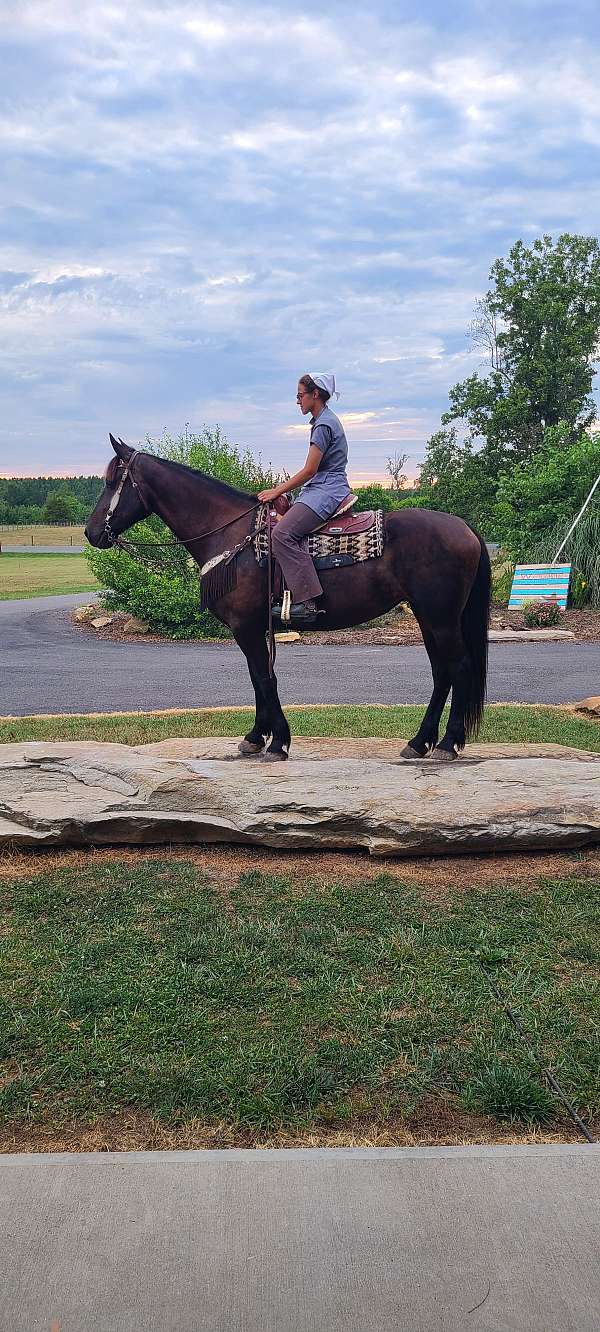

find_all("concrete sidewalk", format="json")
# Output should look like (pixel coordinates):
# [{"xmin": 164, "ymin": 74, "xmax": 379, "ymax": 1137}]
[{"xmin": 1, "ymin": 1144, "xmax": 598, "ymax": 1330}]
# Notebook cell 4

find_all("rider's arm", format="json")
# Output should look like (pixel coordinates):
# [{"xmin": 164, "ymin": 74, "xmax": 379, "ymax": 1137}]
[{"xmin": 258, "ymin": 446, "xmax": 321, "ymax": 502}]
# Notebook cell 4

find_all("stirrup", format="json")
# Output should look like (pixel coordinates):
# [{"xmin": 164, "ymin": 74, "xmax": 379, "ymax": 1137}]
[{"xmin": 272, "ymin": 598, "xmax": 322, "ymax": 626}]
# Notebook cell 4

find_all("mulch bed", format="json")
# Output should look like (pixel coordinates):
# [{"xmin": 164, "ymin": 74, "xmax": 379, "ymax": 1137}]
[{"xmin": 72, "ymin": 605, "xmax": 600, "ymax": 645}]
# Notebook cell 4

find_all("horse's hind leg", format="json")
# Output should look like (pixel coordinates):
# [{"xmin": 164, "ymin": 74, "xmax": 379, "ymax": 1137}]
[
  {"xmin": 430, "ymin": 626, "xmax": 472, "ymax": 760},
  {"xmin": 402, "ymin": 628, "xmax": 452, "ymax": 759}
]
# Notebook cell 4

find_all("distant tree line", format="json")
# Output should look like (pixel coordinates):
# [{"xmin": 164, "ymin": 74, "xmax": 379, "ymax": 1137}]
[{"xmin": 0, "ymin": 476, "xmax": 104, "ymax": 525}]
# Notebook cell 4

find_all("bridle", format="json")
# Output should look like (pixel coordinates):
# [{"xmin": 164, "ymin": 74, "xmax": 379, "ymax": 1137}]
[
  {"xmin": 103, "ymin": 448, "xmax": 276, "ymax": 674},
  {"xmin": 104, "ymin": 451, "xmax": 150, "ymax": 546}
]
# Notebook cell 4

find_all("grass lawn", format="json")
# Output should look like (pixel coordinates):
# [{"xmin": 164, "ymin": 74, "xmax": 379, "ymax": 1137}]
[
  {"xmin": 0, "ymin": 856, "xmax": 598, "ymax": 1148},
  {"xmin": 0, "ymin": 552, "xmax": 98, "ymax": 600},
  {"xmin": 0, "ymin": 524, "xmax": 86, "ymax": 546},
  {"xmin": 1, "ymin": 703, "xmax": 598, "ymax": 751}
]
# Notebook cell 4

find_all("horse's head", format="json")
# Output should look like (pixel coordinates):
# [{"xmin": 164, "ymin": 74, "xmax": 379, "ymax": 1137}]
[{"xmin": 85, "ymin": 435, "xmax": 151, "ymax": 548}]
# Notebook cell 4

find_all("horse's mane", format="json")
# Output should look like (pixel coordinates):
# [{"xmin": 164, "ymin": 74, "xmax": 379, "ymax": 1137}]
[{"xmin": 104, "ymin": 451, "xmax": 256, "ymax": 502}]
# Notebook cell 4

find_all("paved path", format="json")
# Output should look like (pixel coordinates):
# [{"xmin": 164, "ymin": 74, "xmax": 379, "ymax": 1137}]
[
  {"xmin": 1, "ymin": 1145, "xmax": 598, "ymax": 1331},
  {"xmin": 1, "ymin": 593, "xmax": 599, "ymax": 715}
]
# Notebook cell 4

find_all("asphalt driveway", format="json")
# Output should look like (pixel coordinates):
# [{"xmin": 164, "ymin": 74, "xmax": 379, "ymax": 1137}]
[{"xmin": 0, "ymin": 593, "xmax": 598, "ymax": 715}]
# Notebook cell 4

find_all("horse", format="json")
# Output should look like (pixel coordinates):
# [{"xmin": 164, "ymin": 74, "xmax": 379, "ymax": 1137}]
[{"xmin": 85, "ymin": 435, "xmax": 491, "ymax": 763}]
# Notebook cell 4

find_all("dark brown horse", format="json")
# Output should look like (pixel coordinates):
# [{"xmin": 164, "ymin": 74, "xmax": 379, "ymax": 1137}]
[{"xmin": 85, "ymin": 436, "xmax": 490, "ymax": 762}]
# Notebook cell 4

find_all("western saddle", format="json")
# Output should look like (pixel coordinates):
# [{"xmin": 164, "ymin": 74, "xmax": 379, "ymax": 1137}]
[{"xmin": 272, "ymin": 493, "xmax": 375, "ymax": 535}]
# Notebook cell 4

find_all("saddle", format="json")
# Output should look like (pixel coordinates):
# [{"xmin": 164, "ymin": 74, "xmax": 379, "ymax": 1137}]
[{"xmin": 271, "ymin": 494, "xmax": 377, "ymax": 545}]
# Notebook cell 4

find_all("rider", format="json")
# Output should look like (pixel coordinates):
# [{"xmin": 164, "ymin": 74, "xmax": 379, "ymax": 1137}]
[{"xmin": 258, "ymin": 373, "xmax": 352, "ymax": 624}]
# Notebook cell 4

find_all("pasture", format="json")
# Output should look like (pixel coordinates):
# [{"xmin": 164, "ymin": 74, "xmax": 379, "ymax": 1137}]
[
  {"xmin": 0, "ymin": 553, "xmax": 98, "ymax": 600},
  {"xmin": 0, "ymin": 524, "xmax": 86, "ymax": 546}
]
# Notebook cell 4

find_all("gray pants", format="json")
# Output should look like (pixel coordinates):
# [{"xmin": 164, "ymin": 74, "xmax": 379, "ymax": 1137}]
[{"xmin": 271, "ymin": 502, "xmax": 324, "ymax": 603}]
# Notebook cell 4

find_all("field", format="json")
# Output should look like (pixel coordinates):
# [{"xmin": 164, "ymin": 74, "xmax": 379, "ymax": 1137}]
[
  {"xmin": 0, "ymin": 553, "xmax": 98, "ymax": 600},
  {"xmin": 0, "ymin": 524, "xmax": 86, "ymax": 546}
]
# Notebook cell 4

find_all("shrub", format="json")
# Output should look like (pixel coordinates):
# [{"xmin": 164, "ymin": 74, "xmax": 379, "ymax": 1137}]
[
  {"xmin": 522, "ymin": 598, "xmax": 562, "ymax": 628},
  {"xmin": 88, "ymin": 536, "xmax": 229, "ymax": 640}
]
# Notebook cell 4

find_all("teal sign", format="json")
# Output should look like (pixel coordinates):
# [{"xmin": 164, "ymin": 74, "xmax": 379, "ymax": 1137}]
[{"xmin": 508, "ymin": 564, "xmax": 571, "ymax": 610}]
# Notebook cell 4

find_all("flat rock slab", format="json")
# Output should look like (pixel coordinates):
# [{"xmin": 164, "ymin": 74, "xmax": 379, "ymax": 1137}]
[
  {"xmin": 488, "ymin": 627, "xmax": 575, "ymax": 640},
  {"xmin": 0, "ymin": 738, "xmax": 598, "ymax": 855}
]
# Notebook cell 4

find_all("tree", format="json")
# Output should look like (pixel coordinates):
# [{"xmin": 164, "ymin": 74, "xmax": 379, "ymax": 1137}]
[
  {"xmin": 386, "ymin": 451, "xmax": 409, "ymax": 490},
  {"xmin": 443, "ymin": 234, "xmax": 600, "ymax": 461},
  {"xmin": 43, "ymin": 489, "xmax": 81, "ymax": 523},
  {"xmin": 418, "ymin": 429, "xmax": 499, "ymax": 533},
  {"xmin": 419, "ymin": 233, "xmax": 600, "ymax": 533},
  {"xmin": 353, "ymin": 482, "xmax": 422, "ymax": 512}
]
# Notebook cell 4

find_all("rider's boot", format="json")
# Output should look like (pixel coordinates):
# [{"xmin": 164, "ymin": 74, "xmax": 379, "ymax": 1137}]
[{"xmin": 272, "ymin": 598, "xmax": 324, "ymax": 626}]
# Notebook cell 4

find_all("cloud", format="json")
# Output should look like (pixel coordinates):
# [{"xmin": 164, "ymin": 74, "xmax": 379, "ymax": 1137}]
[{"xmin": 1, "ymin": 1, "xmax": 599, "ymax": 475}]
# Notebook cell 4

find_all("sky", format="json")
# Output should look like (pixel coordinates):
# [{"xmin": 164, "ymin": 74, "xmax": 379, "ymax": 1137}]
[{"xmin": 1, "ymin": 0, "xmax": 600, "ymax": 482}]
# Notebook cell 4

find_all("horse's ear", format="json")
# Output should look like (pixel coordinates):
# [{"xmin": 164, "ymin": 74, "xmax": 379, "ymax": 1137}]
[{"xmin": 109, "ymin": 433, "xmax": 132, "ymax": 460}]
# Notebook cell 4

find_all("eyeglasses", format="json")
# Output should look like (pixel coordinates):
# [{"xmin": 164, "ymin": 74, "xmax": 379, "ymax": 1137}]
[{"xmin": 297, "ymin": 390, "xmax": 312, "ymax": 400}]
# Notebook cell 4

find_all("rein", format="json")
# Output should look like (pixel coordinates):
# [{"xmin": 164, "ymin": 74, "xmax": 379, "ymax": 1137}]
[{"xmin": 104, "ymin": 452, "xmax": 260, "ymax": 549}]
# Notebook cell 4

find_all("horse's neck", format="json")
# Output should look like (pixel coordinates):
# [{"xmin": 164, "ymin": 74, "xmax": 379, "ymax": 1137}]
[{"xmin": 143, "ymin": 461, "xmax": 250, "ymax": 559}]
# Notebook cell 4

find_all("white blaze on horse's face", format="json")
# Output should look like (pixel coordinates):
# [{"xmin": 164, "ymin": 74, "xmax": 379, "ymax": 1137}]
[{"xmin": 85, "ymin": 447, "xmax": 149, "ymax": 547}]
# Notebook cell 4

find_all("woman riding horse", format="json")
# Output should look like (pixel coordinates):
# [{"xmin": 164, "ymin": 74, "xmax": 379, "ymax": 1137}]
[
  {"xmin": 258, "ymin": 373, "xmax": 351, "ymax": 625},
  {"xmin": 85, "ymin": 426, "xmax": 490, "ymax": 763}
]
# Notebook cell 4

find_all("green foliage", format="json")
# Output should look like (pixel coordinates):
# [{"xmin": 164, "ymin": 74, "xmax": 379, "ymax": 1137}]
[
  {"xmin": 490, "ymin": 559, "xmax": 515, "ymax": 606},
  {"xmin": 43, "ymin": 488, "xmax": 83, "ymax": 524},
  {"xmin": 522, "ymin": 598, "xmax": 562, "ymax": 628},
  {"xmin": 494, "ymin": 426, "xmax": 600, "ymax": 559},
  {"xmin": 419, "ymin": 428, "xmax": 499, "ymax": 532},
  {"xmin": 87, "ymin": 426, "xmax": 278, "ymax": 639},
  {"xmin": 154, "ymin": 424, "xmax": 277, "ymax": 493},
  {"xmin": 353, "ymin": 483, "xmax": 424, "ymax": 512},
  {"xmin": 88, "ymin": 539, "xmax": 228, "ymax": 639},
  {"xmin": 0, "ymin": 475, "xmax": 102, "ymax": 525},
  {"xmin": 532, "ymin": 502, "xmax": 600, "ymax": 609},
  {"xmin": 420, "ymin": 234, "xmax": 600, "ymax": 539},
  {"xmin": 445, "ymin": 233, "xmax": 600, "ymax": 460}
]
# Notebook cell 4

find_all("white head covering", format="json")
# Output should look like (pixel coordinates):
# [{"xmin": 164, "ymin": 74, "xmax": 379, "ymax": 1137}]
[{"xmin": 309, "ymin": 372, "xmax": 339, "ymax": 400}]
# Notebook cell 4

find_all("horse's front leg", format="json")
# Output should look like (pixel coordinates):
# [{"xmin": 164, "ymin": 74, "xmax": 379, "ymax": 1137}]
[{"xmin": 235, "ymin": 628, "xmax": 291, "ymax": 760}]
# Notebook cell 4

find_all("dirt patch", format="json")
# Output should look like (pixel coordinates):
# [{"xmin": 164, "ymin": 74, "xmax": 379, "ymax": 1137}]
[
  {"xmin": 0, "ymin": 1095, "xmax": 592, "ymax": 1154},
  {"xmin": 0, "ymin": 843, "xmax": 597, "ymax": 904},
  {"xmin": 72, "ymin": 604, "xmax": 600, "ymax": 645}
]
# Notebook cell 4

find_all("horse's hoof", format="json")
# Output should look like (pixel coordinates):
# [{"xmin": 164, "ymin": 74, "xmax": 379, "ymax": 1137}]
[
  {"xmin": 238, "ymin": 738, "xmax": 264, "ymax": 756},
  {"xmin": 400, "ymin": 744, "xmax": 427, "ymax": 760},
  {"xmin": 261, "ymin": 749, "xmax": 288, "ymax": 763},
  {"xmin": 432, "ymin": 745, "xmax": 458, "ymax": 762}
]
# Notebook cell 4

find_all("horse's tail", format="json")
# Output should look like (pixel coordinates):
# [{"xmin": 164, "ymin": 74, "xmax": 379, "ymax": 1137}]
[{"xmin": 461, "ymin": 531, "xmax": 491, "ymax": 738}]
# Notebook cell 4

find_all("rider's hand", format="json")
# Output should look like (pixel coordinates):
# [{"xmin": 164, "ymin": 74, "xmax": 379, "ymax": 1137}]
[{"xmin": 258, "ymin": 488, "xmax": 281, "ymax": 503}]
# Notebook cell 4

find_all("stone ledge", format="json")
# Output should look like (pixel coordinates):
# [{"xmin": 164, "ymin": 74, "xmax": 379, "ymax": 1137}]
[{"xmin": 0, "ymin": 739, "xmax": 598, "ymax": 856}]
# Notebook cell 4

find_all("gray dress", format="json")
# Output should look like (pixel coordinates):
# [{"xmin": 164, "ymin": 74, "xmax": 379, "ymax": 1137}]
[
  {"xmin": 298, "ymin": 405, "xmax": 351, "ymax": 520},
  {"xmin": 271, "ymin": 405, "xmax": 352, "ymax": 603}
]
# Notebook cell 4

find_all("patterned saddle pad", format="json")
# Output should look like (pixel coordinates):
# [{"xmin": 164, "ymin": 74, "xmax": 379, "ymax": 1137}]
[{"xmin": 253, "ymin": 506, "xmax": 385, "ymax": 570}]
